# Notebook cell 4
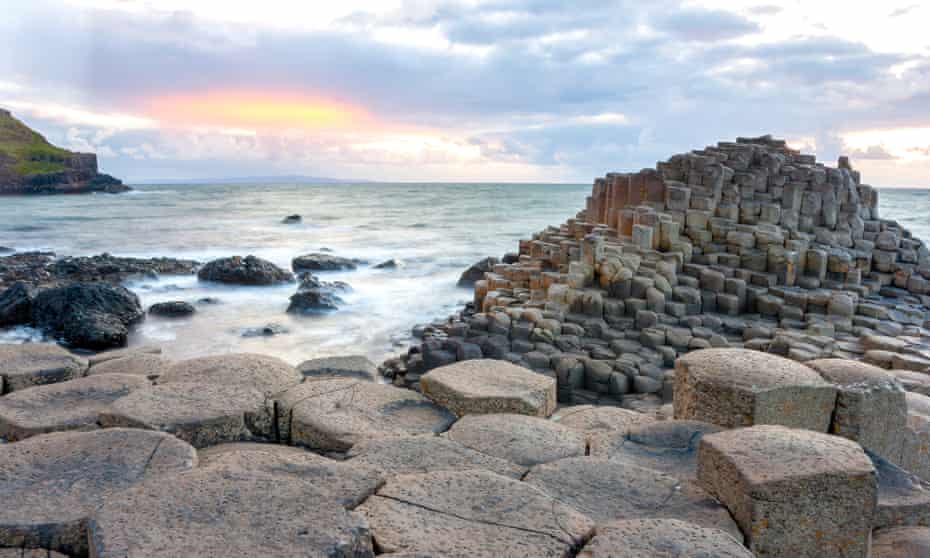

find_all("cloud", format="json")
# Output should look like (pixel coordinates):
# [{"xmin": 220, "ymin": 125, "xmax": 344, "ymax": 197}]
[
  {"xmin": 652, "ymin": 8, "xmax": 761, "ymax": 42},
  {"xmin": 848, "ymin": 144, "xmax": 898, "ymax": 160}
]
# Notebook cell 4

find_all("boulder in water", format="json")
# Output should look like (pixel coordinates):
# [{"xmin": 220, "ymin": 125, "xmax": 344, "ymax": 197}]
[
  {"xmin": 31, "ymin": 282, "xmax": 144, "ymax": 350},
  {"xmin": 197, "ymin": 255, "xmax": 293, "ymax": 285},
  {"xmin": 457, "ymin": 256, "xmax": 498, "ymax": 287},
  {"xmin": 148, "ymin": 301, "xmax": 195, "ymax": 317},
  {"xmin": 292, "ymin": 253, "xmax": 359, "ymax": 272},
  {"xmin": 287, "ymin": 289, "xmax": 343, "ymax": 313},
  {"xmin": 281, "ymin": 214, "xmax": 302, "ymax": 224},
  {"xmin": 0, "ymin": 281, "xmax": 35, "ymax": 327},
  {"xmin": 240, "ymin": 323, "xmax": 290, "ymax": 337},
  {"xmin": 374, "ymin": 259, "xmax": 401, "ymax": 269}
]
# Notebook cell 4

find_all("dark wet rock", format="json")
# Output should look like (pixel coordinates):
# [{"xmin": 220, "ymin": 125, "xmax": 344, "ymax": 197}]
[
  {"xmin": 0, "ymin": 373, "xmax": 150, "ymax": 440},
  {"xmin": 197, "ymin": 255, "xmax": 293, "ymax": 285},
  {"xmin": 0, "ymin": 342, "xmax": 88, "ymax": 394},
  {"xmin": 457, "ymin": 256, "xmax": 498, "ymax": 287},
  {"xmin": 196, "ymin": 296, "xmax": 221, "ymax": 305},
  {"xmin": 502, "ymin": 252, "xmax": 520, "ymax": 264},
  {"xmin": 298, "ymin": 355, "xmax": 378, "ymax": 381},
  {"xmin": 0, "ymin": 281, "xmax": 34, "ymax": 326},
  {"xmin": 148, "ymin": 300, "xmax": 195, "ymax": 317},
  {"xmin": 0, "ymin": 428, "xmax": 195, "ymax": 556},
  {"xmin": 281, "ymin": 214, "xmax": 302, "ymax": 224},
  {"xmin": 292, "ymin": 253, "xmax": 360, "ymax": 272},
  {"xmin": 356, "ymin": 470, "xmax": 594, "ymax": 557},
  {"xmin": 0, "ymin": 246, "xmax": 13, "ymax": 254},
  {"xmin": 241, "ymin": 323, "xmax": 290, "ymax": 337},
  {"xmin": 46, "ymin": 254, "xmax": 199, "ymax": 284},
  {"xmin": 32, "ymin": 282, "xmax": 144, "ymax": 349},
  {"xmin": 287, "ymin": 288, "xmax": 343, "ymax": 313},
  {"xmin": 374, "ymin": 259, "xmax": 401, "ymax": 269}
]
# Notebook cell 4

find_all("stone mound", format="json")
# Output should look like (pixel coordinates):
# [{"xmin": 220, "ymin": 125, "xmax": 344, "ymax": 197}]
[
  {"xmin": 32, "ymin": 282, "xmax": 144, "ymax": 349},
  {"xmin": 197, "ymin": 255, "xmax": 293, "ymax": 285}
]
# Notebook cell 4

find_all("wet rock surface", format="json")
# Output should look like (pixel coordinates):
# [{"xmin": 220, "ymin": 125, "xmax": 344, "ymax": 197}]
[
  {"xmin": 292, "ymin": 253, "xmax": 360, "ymax": 272},
  {"xmin": 31, "ymin": 282, "xmax": 144, "ymax": 349},
  {"xmin": 147, "ymin": 300, "xmax": 195, "ymax": 317},
  {"xmin": 197, "ymin": 255, "xmax": 293, "ymax": 285}
]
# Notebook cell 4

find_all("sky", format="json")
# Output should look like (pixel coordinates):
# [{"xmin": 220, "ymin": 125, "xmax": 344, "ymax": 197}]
[{"xmin": 2, "ymin": 1, "xmax": 930, "ymax": 185}]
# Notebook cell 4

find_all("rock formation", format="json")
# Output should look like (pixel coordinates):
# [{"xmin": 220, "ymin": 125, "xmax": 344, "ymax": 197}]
[{"xmin": 0, "ymin": 109, "xmax": 128, "ymax": 195}]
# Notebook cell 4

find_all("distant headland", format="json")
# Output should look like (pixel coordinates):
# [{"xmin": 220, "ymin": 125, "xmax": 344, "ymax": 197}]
[{"xmin": 0, "ymin": 108, "xmax": 128, "ymax": 195}]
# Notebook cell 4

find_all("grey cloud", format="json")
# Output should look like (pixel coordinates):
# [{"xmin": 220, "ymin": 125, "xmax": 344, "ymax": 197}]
[
  {"xmin": 651, "ymin": 8, "xmax": 761, "ymax": 42},
  {"xmin": 849, "ymin": 145, "xmax": 897, "ymax": 160}
]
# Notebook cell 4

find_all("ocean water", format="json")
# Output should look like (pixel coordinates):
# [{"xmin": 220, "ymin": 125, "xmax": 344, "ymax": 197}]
[
  {"xmin": 2, "ymin": 184, "xmax": 928, "ymax": 365},
  {"xmin": 0, "ymin": 182, "xmax": 589, "ymax": 364}
]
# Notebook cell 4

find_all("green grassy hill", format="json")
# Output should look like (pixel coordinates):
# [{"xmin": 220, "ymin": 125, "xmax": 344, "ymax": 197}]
[{"xmin": 0, "ymin": 109, "xmax": 73, "ymax": 175}]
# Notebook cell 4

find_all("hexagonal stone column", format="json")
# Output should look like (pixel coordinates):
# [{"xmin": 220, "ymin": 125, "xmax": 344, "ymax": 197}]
[
  {"xmin": 674, "ymin": 348, "xmax": 837, "ymax": 430},
  {"xmin": 578, "ymin": 519, "xmax": 752, "ymax": 558},
  {"xmin": 0, "ymin": 343, "xmax": 87, "ymax": 393},
  {"xmin": 808, "ymin": 358, "xmax": 906, "ymax": 462},
  {"xmin": 0, "ymin": 428, "xmax": 195, "ymax": 556},
  {"xmin": 698, "ymin": 425, "xmax": 876, "ymax": 557},
  {"xmin": 356, "ymin": 470, "xmax": 594, "ymax": 556},
  {"xmin": 420, "ymin": 359, "xmax": 556, "ymax": 417}
]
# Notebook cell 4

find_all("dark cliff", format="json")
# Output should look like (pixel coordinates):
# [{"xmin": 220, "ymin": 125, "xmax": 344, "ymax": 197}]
[{"xmin": 0, "ymin": 108, "xmax": 129, "ymax": 195}]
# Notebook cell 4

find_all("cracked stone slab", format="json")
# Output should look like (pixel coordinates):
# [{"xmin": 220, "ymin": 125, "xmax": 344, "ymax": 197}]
[
  {"xmin": 85, "ymin": 353, "xmax": 169, "ymax": 379},
  {"xmin": 356, "ymin": 470, "xmax": 594, "ymax": 557},
  {"xmin": 0, "ymin": 373, "xmax": 149, "ymax": 441},
  {"xmin": 158, "ymin": 353, "xmax": 302, "ymax": 396},
  {"xmin": 0, "ymin": 428, "xmax": 195, "ymax": 556},
  {"xmin": 698, "ymin": 425, "xmax": 876, "ymax": 558},
  {"xmin": 0, "ymin": 343, "xmax": 87, "ymax": 394},
  {"xmin": 446, "ymin": 413, "xmax": 585, "ymax": 468},
  {"xmin": 276, "ymin": 378, "xmax": 456, "ymax": 452},
  {"xmin": 872, "ymin": 526, "xmax": 930, "ymax": 558},
  {"xmin": 590, "ymin": 420, "xmax": 723, "ymax": 480},
  {"xmin": 197, "ymin": 443, "xmax": 383, "ymax": 508},
  {"xmin": 420, "ymin": 359, "xmax": 557, "ymax": 417},
  {"xmin": 524, "ymin": 457, "xmax": 742, "ymax": 543},
  {"xmin": 346, "ymin": 434, "xmax": 525, "ymax": 479},
  {"xmin": 99, "ymin": 382, "xmax": 275, "ymax": 448},
  {"xmin": 674, "ymin": 348, "xmax": 837, "ymax": 430},
  {"xmin": 88, "ymin": 466, "xmax": 374, "ymax": 558},
  {"xmin": 577, "ymin": 519, "xmax": 753, "ymax": 558},
  {"xmin": 297, "ymin": 355, "xmax": 378, "ymax": 381},
  {"xmin": 551, "ymin": 405, "xmax": 656, "ymax": 448},
  {"xmin": 870, "ymin": 450, "xmax": 930, "ymax": 530}
]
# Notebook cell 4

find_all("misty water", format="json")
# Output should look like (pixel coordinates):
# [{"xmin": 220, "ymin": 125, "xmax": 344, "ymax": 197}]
[{"xmin": 0, "ymin": 182, "xmax": 590, "ymax": 364}]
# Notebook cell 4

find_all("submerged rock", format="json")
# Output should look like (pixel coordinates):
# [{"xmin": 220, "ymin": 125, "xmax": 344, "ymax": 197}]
[
  {"xmin": 0, "ymin": 281, "xmax": 35, "ymax": 327},
  {"xmin": 374, "ymin": 259, "xmax": 401, "ymax": 269},
  {"xmin": 281, "ymin": 214, "xmax": 302, "ymax": 224},
  {"xmin": 292, "ymin": 253, "xmax": 360, "ymax": 272},
  {"xmin": 197, "ymin": 255, "xmax": 293, "ymax": 285},
  {"xmin": 240, "ymin": 323, "xmax": 290, "ymax": 337},
  {"xmin": 287, "ymin": 289, "xmax": 343, "ymax": 313},
  {"xmin": 148, "ymin": 300, "xmax": 195, "ymax": 317},
  {"xmin": 456, "ymin": 256, "xmax": 498, "ymax": 287},
  {"xmin": 32, "ymin": 282, "xmax": 144, "ymax": 350}
]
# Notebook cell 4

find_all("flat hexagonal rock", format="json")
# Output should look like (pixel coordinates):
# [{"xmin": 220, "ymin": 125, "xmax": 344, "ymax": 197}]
[
  {"xmin": 0, "ymin": 373, "xmax": 149, "ymax": 440},
  {"xmin": 420, "ymin": 359, "xmax": 556, "ymax": 417},
  {"xmin": 99, "ymin": 382, "xmax": 274, "ymax": 448},
  {"xmin": 356, "ymin": 470, "xmax": 594, "ymax": 557},
  {"xmin": 0, "ymin": 343, "xmax": 87, "ymax": 394},
  {"xmin": 872, "ymin": 526, "xmax": 930, "ymax": 558},
  {"xmin": 276, "ymin": 378, "xmax": 456, "ymax": 452},
  {"xmin": 297, "ymin": 355, "xmax": 378, "ymax": 381},
  {"xmin": 808, "ymin": 358, "xmax": 906, "ymax": 461},
  {"xmin": 87, "ymin": 344, "xmax": 161, "ymax": 366},
  {"xmin": 158, "ymin": 353, "xmax": 302, "ymax": 396},
  {"xmin": 698, "ymin": 425, "xmax": 876, "ymax": 558},
  {"xmin": 525, "ymin": 457, "xmax": 742, "ymax": 542},
  {"xmin": 197, "ymin": 443, "xmax": 383, "ymax": 508},
  {"xmin": 674, "ymin": 348, "xmax": 837, "ymax": 430},
  {"xmin": 346, "ymin": 434, "xmax": 525, "ymax": 478},
  {"xmin": 446, "ymin": 413, "xmax": 585, "ymax": 467},
  {"xmin": 88, "ymin": 467, "xmax": 374, "ymax": 557},
  {"xmin": 85, "ymin": 353, "xmax": 169, "ymax": 379},
  {"xmin": 577, "ymin": 519, "xmax": 753, "ymax": 558},
  {"xmin": 870, "ymin": 450, "xmax": 930, "ymax": 529},
  {"xmin": 590, "ymin": 420, "xmax": 723, "ymax": 479},
  {"xmin": 551, "ymin": 405, "xmax": 656, "ymax": 447},
  {"xmin": 0, "ymin": 428, "xmax": 195, "ymax": 556}
]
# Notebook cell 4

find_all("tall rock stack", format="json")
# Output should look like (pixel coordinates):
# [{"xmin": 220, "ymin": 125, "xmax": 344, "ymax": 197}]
[{"xmin": 383, "ymin": 135, "xmax": 930, "ymax": 416}]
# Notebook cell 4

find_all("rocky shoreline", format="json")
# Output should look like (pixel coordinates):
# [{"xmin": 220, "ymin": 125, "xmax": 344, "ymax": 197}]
[{"xmin": 2, "ymin": 136, "xmax": 930, "ymax": 555}]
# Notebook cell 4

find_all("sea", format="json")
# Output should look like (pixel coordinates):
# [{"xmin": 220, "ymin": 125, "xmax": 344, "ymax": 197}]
[{"xmin": 0, "ymin": 182, "xmax": 592, "ymax": 364}]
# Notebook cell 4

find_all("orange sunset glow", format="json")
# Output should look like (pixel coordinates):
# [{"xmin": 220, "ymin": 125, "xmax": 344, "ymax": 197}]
[{"xmin": 146, "ymin": 91, "xmax": 370, "ymax": 130}]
